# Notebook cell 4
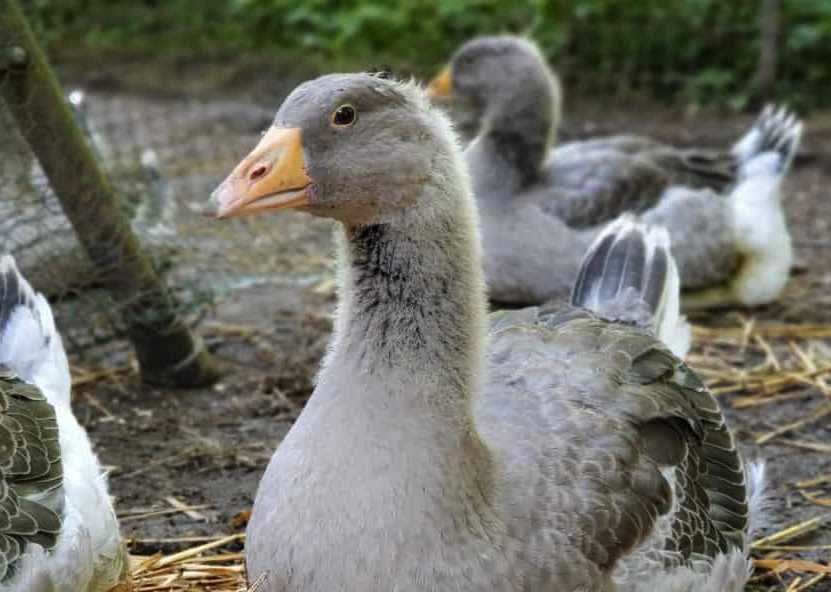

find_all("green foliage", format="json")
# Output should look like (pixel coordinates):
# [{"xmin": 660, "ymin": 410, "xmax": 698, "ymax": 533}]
[{"xmin": 22, "ymin": 0, "xmax": 831, "ymax": 109}]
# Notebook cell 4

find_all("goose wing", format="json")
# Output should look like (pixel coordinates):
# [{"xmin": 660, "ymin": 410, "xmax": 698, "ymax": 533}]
[
  {"xmin": 540, "ymin": 148, "xmax": 674, "ymax": 227},
  {"xmin": 0, "ymin": 371, "xmax": 62, "ymax": 582},
  {"xmin": 539, "ymin": 140, "xmax": 738, "ymax": 228},
  {"xmin": 649, "ymin": 147, "xmax": 738, "ymax": 193},
  {"xmin": 481, "ymin": 312, "xmax": 747, "ymax": 581}
]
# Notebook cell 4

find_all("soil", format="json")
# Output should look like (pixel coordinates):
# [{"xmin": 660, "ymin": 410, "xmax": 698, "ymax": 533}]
[{"xmin": 32, "ymin": 60, "xmax": 831, "ymax": 589}]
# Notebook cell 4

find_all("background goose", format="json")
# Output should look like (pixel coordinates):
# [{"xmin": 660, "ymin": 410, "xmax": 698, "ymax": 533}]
[
  {"xmin": 211, "ymin": 73, "xmax": 760, "ymax": 591},
  {"xmin": 426, "ymin": 35, "xmax": 801, "ymax": 229},
  {"xmin": 460, "ymin": 131, "xmax": 798, "ymax": 309},
  {"xmin": 426, "ymin": 37, "xmax": 802, "ymax": 309},
  {"xmin": 0, "ymin": 256, "xmax": 126, "ymax": 591}
]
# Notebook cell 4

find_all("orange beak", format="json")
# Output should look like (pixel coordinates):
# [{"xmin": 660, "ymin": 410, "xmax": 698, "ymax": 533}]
[
  {"xmin": 211, "ymin": 127, "xmax": 312, "ymax": 219},
  {"xmin": 425, "ymin": 65, "xmax": 453, "ymax": 100}
]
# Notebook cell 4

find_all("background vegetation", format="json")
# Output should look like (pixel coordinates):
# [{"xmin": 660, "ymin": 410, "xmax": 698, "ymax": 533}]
[{"xmin": 24, "ymin": 0, "xmax": 831, "ymax": 109}]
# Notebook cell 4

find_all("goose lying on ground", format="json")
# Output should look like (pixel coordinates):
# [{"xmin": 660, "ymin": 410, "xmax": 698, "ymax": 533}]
[
  {"xmin": 0, "ymin": 256, "xmax": 126, "ymax": 591},
  {"xmin": 426, "ymin": 37, "xmax": 802, "ymax": 308},
  {"xmin": 211, "ymin": 73, "xmax": 761, "ymax": 591},
  {"xmin": 426, "ymin": 35, "xmax": 801, "ymax": 228}
]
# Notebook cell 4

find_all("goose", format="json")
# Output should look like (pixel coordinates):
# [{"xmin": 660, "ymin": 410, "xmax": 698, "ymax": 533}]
[
  {"xmin": 426, "ymin": 36, "xmax": 802, "ymax": 309},
  {"xmin": 426, "ymin": 35, "xmax": 801, "ymax": 228},
  {"xmin": 211, "ymin": 73, "xmax": 761, "ymax": 591},
  {"xmin": 0, "ymin": 256, "xmax": 127, "ymax": 591}
]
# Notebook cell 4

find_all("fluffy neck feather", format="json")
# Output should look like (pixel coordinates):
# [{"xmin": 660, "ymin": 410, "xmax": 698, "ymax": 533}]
[
  {"xmin": 325, "ymin": 178, "xmax": 488, "ymax": 412},
  {"xmin": 242, "ymin": 112, "xmax": 506, "ymax": 553},
  {"xmin": 301, "ymin": 174, "xmax": 494, "ymax": 521}
]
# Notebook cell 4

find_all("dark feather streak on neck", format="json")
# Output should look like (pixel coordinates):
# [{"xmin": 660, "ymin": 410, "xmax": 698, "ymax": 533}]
[
  {"xmin": 479, "ymin": 70, "xmax": 555, "ymax": 188},
  {"xmin": 345, "ymin": 222, "xmax": 468, "ymax": 381},
  {"xmin": 486, "ymin": 128, "xmax": 549, "ymax": 187}
]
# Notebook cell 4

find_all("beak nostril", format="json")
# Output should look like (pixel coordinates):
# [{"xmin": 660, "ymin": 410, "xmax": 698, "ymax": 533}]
[{"xmin": 250, "ymin": 164, "xmax": 268, "ymax": 182}]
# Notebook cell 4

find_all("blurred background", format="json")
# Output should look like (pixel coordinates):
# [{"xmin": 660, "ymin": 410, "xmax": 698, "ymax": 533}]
[
  {"xmin": 7, "ymin": 0, "xmax": 831, "ymax": 356},
  {"xmin": 25, "ymin": 0, "xmax": 831, "ymax": 109},
  {"xmin": 3, "ymin": 2, "xmax": 831, "ymax": 590}
]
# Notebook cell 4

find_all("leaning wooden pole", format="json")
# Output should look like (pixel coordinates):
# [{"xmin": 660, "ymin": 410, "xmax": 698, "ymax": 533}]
[{"xmin": 0, "ymin": 0, "xmax": 219, "ymax": 387}]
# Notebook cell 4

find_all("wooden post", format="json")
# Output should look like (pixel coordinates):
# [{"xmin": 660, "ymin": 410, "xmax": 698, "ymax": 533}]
[
  {"xmin": 753, "ymin": 0, "xmax": 780, "ymax": 103},
  {"xmin": 0, "ymin": 0, "xmax": 219, "ymax": 387}
]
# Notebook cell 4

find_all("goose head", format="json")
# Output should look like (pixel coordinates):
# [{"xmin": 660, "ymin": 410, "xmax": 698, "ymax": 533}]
[
  {"xmin": 211, "ymin": 73, "xmax": 462, "ymax": 228},
  {"xmin": 426, "ymin": 35, "xmax": 561, "ymax": 131}
]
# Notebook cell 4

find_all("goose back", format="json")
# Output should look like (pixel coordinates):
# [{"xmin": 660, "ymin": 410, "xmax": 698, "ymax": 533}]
[
  {"xmin": 540, "ymin": 143, "xmax": 739, "ymax": 228},
  {"xmin": 481, "ymin": 309, "xmax": 749, "ymax": 588}
]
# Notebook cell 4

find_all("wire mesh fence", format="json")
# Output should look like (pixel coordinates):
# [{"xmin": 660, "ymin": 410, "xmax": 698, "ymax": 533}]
[{"xmin": 0, "ymin": 81, "xmax": 278, "ymax": 355}]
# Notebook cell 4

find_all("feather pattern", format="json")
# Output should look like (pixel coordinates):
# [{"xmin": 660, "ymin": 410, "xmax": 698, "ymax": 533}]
[
  {"xmin": 570, "ymin": 215, "xmax": 690, "ymax": 357},
  {"xmin": 480, "ymin": 307, "xmax": 751, "ymax": 590},
  {"xmin": 0, "ymin": 372, "xmax": 63, "ymax": 582}
]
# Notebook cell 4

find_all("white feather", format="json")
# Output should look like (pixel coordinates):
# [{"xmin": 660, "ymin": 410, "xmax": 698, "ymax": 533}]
[
  {"xmin": 745, "ymin": 461, "xmax": 769, "ymax": 544},
  {"xmin": 729, "ymin": 153, "xmax": 794, "ymax": 306},
  {"xmin": 623, "ymin": 548, "xmax": 752, "ymax": 592},
  {"xmin": 649, "ymin": 228, "xmax": 692, "ymax": 359},
  {"xmin": 686, "ymin": 107, "xmax": 802, "ymax": 309}
]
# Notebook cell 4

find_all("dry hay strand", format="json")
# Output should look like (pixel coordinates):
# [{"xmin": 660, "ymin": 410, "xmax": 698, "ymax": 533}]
[
  {"xmin": 749, "ymin": 469, "xmax": 831, "ymax": 590},
  {"xmin": 124, "ymin": 533, "xmax": 250, "ymax": 591},
  {"xmin": 750, "ymin": 490, "xmax": 831, "ymax": 590},
  {"xmin": 689, "ymin": 319, "xmax": 831, "ymax": 415}
]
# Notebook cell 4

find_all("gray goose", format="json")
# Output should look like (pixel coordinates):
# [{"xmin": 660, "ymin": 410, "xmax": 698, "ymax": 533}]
[
  {"xmin": 427, "ymin": 35, "xmax": 799, "ymax": 228},
  {"xmin": 211, "ymin": 73, "xmax": 760, "ymax": 592},
  {"xmin": 427, "ymin": 36, "xmax": 802, "ymax": 309},
  {"xmin": 0, "ymin": 256, "xmax": 126, "ymax": 591}
]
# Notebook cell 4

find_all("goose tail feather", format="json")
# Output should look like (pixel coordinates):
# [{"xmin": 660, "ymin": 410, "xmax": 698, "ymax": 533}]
[
  {"xmin": 571, "ymin": 215, "xmax": 690, "ymax": 358},
  {"xmin": 723, "ymin": 107, "xmax": 801, "ymax": 307},
  {"xmin": 732, "ymin": 104, "xmax": 803, "ymax": 179},
  {"xmin": 0, "ymin": 255, "xmax": 71, "ymax": 404}
]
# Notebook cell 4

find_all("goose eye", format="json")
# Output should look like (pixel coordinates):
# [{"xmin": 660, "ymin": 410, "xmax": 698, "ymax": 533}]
[{"xmin": 332, "ymin": 105, "xmax": 357, "ymax": 127}]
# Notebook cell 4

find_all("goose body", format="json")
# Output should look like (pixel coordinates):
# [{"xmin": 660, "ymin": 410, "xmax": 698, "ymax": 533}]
[
  {"xmin": 429, "ymin": 36, "xmax": 802, "ymax": 308},
  {"xmin": 0, "ymin": 256, "xmax": 126, "ymax": 591},
  {"xmin": 212, "ymin": 74, "xmax": 757, "ymax": 591}
]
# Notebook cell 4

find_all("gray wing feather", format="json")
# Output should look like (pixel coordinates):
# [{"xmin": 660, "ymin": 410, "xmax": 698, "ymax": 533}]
[
  {"xmin": 540, "ymin": 149, "xmax": 672, "ymax": 227},
  {"xmin": 534, "ymin": 139, "xmax": 738, "ymax": 229},
  {"xmin": 0, "ymin": 373, "xmax": 62, "ymax": 582},
  {"xmin": 651, "ymin": 148, "xmax": 737, "ymax": 192},
  {"xmin": 483, "ymin": 313, "xmax": 746, "ymax": 581}
]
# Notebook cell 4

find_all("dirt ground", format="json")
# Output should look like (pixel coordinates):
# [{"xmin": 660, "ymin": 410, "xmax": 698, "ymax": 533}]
[{"xmin": 37, "ymin": 60, "xmax": 831, "ymax": 590}]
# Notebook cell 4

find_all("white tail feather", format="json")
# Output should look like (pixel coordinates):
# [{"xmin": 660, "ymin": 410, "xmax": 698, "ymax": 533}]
[
  {"xmin": 732, "ymin": 104, "xmax": 802, "ymax": 176},
  {"xmin": 0, "ymin": 255, "xmax": 71, "ymax": 406},
  {"xmin": 728, "ymin": 122, "xmax": 800, "ymax": 306},
  {"xmin": 652, "ymin": 232, "xmax": 691, "ymax": 358},
  {"xmin": 572, "ymin": 216, "xmax": 691, "ymax": 358}
]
